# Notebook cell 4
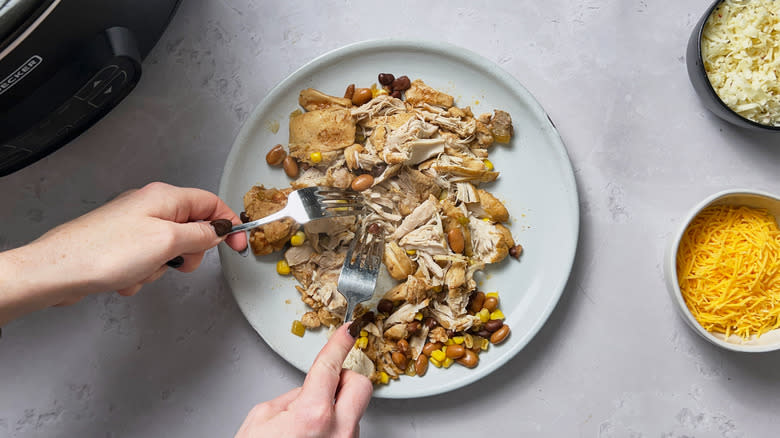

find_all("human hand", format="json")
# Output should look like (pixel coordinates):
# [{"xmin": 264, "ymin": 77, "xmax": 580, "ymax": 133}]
[
  {"xmin": 235, "ymin": 324, "xmax": 373, "ymax": 438},
  {"xmin": 0, "ymin": 182, "xmax": 246, "ymax": 323}
]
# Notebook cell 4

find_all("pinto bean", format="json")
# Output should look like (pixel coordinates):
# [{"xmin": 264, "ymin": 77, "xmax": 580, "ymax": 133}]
[
  {"xmin": 415, "ymin": 354, "xmax": 428, "ymax": 376},
  {"xmin": 422, "ymin": 342, "xmax": 442, "ymax": 357},
  {"xmin": 484, "ymin": 319, "xmax": 504, "ymax": 333},
  {"xmin": 447, "ymin": 228, "xmax": 465, "ymax": 254},
  {"xmin": 351, "ymin": 174, "xmax": 374, "ymax": 191},
  {"xmin": 490, "ymin": 325, "xmax": 510, "ymax": 344},
  {"xmin": 469, "ymin": 291, "xmax": 486, "ymax": 313},
  {"xmin": 483, "ymin": 296, "xmax": 499, "ymax": 312},
  {"xmin": 266, "ymin": 144, "xmax": 286, "ymax": 166},
  {"xmin": 282, "ymin": 156, "xmax": 299, "ymax": 178},
  {"xmin": 392, "ymin": 351, "xmax": 408, "ymax": 370},
  {"xmin": 445, "ymin": 344, "xmax": 465, "ymax": 359},
  {"xmin": 456, "ymin": 349, "xmax": 479, "ymax": 368},
  {"xmin": 352, "ymin": 88, "xmax": 372, "ymax": 105},
  {"xmin": 344, "ymin": 83, "xmax": 355, "ymax": 100}
]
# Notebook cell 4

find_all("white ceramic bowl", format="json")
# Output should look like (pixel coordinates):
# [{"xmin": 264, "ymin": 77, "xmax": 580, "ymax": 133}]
[{"xmin": 664, "ymin": 189, "xmax": 780, "ymax": 352}]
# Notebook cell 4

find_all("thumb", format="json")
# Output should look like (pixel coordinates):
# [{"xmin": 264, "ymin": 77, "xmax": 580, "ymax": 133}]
[{"xmin": 170, "ymin": 221, "xmax": 225, "ymax": 255}]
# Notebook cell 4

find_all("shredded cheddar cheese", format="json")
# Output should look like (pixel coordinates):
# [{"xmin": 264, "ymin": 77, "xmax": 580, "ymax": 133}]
[
  {"xmin": 701, "ymin": 0, "xmax": 780, "ymax": 126},
  {"xmin": 677, "ymin": 204, "xmax": 780, "ymax": 339}
]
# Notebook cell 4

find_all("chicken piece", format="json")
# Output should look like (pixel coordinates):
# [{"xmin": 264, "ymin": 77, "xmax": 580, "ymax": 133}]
[
  {"xmin": 390, "ymin": 196, "xmax": 439, "ymax": 240},
  {"xmin": 405, "ymin": 79, "xmax": 454, "ymax": 108},
  {"xmin": 383, "ymin": 241, "xmax": 417, "ymax": 281},
  {"xmin": 383, "ymin": 323, "xmax": 408, "ymax": 341},
  {"xmin": 471, "ymin": 118, "xmax": 495, "ymax": 149},
  {"xmin": 288, "ymin": 108, "xmax": 356, "ymax": 161},
  {"xmin": 488, "ymin": 110, "xmax": 513, "ymax": 143},
  {"xmin": 243, "ymin": 185, "xmax": 296, "ymax": 255},
  {"xmin": 382, "ymin": 273, "xmax": 430, "ymax": 304},
  {"xmin": 301, "ymin": 311, "xmax": 321, "ymax": 329},
  {"xmin": 360, "ymin": 111, "xmax": 415, "ymax": 130},
  {"xmin": 343, "ymin": 347, "xmax": 375, "ymax": 378},
  {"xmin": 473, "ymin": 189, "xmax": 509, "ymax": 223},
  {"xmin": 428, "ymin": 326, "xmax": 449, "ymax": 343},
  {"xmin": 285, "ymin": 245, "xmax": 315, "ymax": 267},
  {"xmin": 408, "ymin": 326, "xmax": 430, "ymax": 359},
  {"xmin": 432, "ymin": 153, "xmax": 498, "ymax": 184},
  {"xmin": 416, "ymin": 106, "xmax": 477, "ymax": 138},
  {"xmin": 399, "ymin": 207, "xmax": 449, "ymax": 256},
  {"xmin": 291, "ymin": 262, "xmax": 315, "ymax": 288},
  {"xmin": 393, "ymin": 167, "xmax": 441, "ymax": 217},
  {"xmin": 469, "ymin": 217, "xmax": 515, "ymax": 264},
  {"xmin": 444, "ymin": 259, "xmax": 467, "ymax": 290},
  {"xmin": 344, "ymin": 143, "xmax": 364, "ymax": 170},
  {"xmin": 299, "ymin": 88, "xmax": 352, "ymax": 111},
  {"xmin": 327, "ymin": 165, "xmax": 354, "ymax": 189},
  {"xmin": 351, "ymin": 95, "xmax": 407, "ymax": 123},
  {"xmin": 430, "ymin": 301, "xmax": 477, "ymax": 332},
  {"xmin": 317, "ymin": 307, "xmax": 342, "ymax": 327},
  {"xmin": 384, "ymin": 299, "xmax": 430, "ymax": 327},
  {"xmin": 381, "ymin": 118, "xmax": 442, "ymax": 165}
]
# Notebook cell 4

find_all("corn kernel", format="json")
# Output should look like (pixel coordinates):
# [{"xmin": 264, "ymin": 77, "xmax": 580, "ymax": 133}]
[
  {"xmin": 356, "ymin": 336, "xmax": 368, "ymax": 349},
  {"xmin": 375, "ymin": 88, "xmax": 389, "ymax": 97},
  {"xmin": 452, "ymin": 336, "xmax": 465, "ymax": 345},
  {"xmin": 483, "ymin": 159, "xmax": 494, "ymax": 171},
  {"xmin": 490, "ymin": 310, "xmax": 505, "ymax": 320},
  {"xmin": 430, "ymin": 357, "xmax": 442, "ymax": 368},
  {"xmin": 494, "ymin": 134, "xmax": 511, "ymax": 144},
  {"xmin": 464, "ymin": 334, "xmax": 474, "ymax": 349},
  {"xmin": 480, "ymin": 338, "xmax": 490, "ymax": 350},
  {"xmin": 291, "ymin": 320, "xmax": 305, "ymax": 337},
  {"xmin": 486, "ymin": 292, "xmax": 499, "ymax": 299},
  {"xmin": 458, "ymin": 216, "xmax": 469, "ymax": 225},
  {"xmin": 379, "ymin": 371, "xmax": 389, "ymax": 384},
  {"xmin": 478, "ymin": 308, "xmax": 490, "ymax": 323},
  {"xmin": 414, "ymin": 312, "xmax": 423, "ymax": 321},
  {"xmin": 290, "ymin": 231, "xmax": 305, "ymax": 246},
  {"xmin": 445, "ymin": 339, "xmax": 454, "ymax": 346},
  {"xmin": 310, "ymin": 151, "xmax": 322, "ymax": 163},
  {"xmin": 442, "ymin": 358, "xmax": 454, "ymax": 368},
  {"xmin": 406, "ymin": 249, "xmax": 417, "ymax": 255},
  {"xmin": 359, "ymin": 330, "xmax": 368, "ymax": 337},
  {"xmin": 276, "ymin": 259, "xmax": 291, "ymax": 275},
  {"xmin": 370, "ymin": 83, "xmax": 379, "ymax": 98},
  {"xmin": 441, "ymin": 345, "xmax": 447, "ymax": 354},
  {"xmin": 482, "ymin": 217, "xmax": 491, "ymax": 222},
  {"xmin": 431, "ymin": 350, "xmax": 446, "ymax": 362}
]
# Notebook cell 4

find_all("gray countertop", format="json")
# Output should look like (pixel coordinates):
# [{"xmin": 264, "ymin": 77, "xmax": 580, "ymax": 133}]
[{"xmin": 2, "ymin": 0, "xmax": 780, "ymax": 436}]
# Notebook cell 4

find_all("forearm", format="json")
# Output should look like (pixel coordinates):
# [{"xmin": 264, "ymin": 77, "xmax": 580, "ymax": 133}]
[{"xmin": 0, "ymin": 242, "xmax": 87, "ymax": 326}]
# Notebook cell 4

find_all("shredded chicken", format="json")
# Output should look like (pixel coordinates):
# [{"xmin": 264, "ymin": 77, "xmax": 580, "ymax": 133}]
[{"xmin": 242, "ymin": 78, "xmax": 517, "ymax": 385}]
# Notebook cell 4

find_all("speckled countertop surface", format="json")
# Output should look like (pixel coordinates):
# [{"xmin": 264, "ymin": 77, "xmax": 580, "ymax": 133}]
[{"xmin": 1, "ymin": 1, "xmax": 780, "ymax": 437}]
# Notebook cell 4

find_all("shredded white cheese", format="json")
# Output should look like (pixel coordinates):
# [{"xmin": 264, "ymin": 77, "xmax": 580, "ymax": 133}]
[{"xmin": 702, "ymin": 0, "xmax": 780, "ymax": 126}]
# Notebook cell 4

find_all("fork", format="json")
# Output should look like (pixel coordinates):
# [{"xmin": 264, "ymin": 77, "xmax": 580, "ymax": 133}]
[
  {"xmin": 227, "ymin": 186, "xmax": 364, "ymax": 235},
  {"xmin": 338, "ymin": 224, "xmax": 384, "ymax": 322}
]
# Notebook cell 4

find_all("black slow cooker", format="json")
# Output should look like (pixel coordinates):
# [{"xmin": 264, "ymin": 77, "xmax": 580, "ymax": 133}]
[{"xmin": 0, "ymin": 0, "xmax": 181, "ymax": 177}]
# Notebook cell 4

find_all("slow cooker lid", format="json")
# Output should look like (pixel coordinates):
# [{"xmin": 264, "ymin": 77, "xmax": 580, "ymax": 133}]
[{"xmin": 0, "ymin": 0, "xmax": 47, "ymax": 44}]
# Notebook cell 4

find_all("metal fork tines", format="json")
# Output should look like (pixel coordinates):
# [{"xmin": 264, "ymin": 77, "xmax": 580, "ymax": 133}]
[
  {"xmin": 228, "ymin": 186, "xmax": 364, "ymax": 235},
  {"xmin": 338, "ymin": 224, "xmax": 384, "ymax": 322}
]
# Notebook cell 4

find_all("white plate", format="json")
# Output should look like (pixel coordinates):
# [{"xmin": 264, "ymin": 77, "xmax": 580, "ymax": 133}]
[{"xmin": 218, "ymin": 39, "xmax": 579, "ymax": 398}]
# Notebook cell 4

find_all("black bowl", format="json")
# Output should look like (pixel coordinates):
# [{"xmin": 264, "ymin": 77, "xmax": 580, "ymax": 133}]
[{"xmin": 686, "ymin": 0, "xmax": 780, "ymax": 132}]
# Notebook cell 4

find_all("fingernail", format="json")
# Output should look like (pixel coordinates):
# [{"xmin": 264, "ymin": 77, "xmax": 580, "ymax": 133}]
[
  {"xmin": 210, "ymin": 219, "xmax": 233, "ymax": 237},
  {"xmin": 166, "ymin": 256, "xmax": 184, "ymax": 268},
  {"xmin": 238, "ymin": 245, "xmax": 249, "ymax": 257}
]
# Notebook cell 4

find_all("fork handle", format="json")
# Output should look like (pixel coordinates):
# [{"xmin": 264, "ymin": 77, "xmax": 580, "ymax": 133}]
[
  {"xmin": 228, "ymin": 210, "xmax": 290, "ymax": 235},
  {"xmin": 344, "ymin": 301, "xmax": 357, "ymax": 323}
]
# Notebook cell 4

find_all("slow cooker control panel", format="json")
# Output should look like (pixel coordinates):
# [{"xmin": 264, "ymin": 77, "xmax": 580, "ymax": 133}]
[{"xmin": 0, "ymin": 27, "xmax": 142, "ymax": 177}]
